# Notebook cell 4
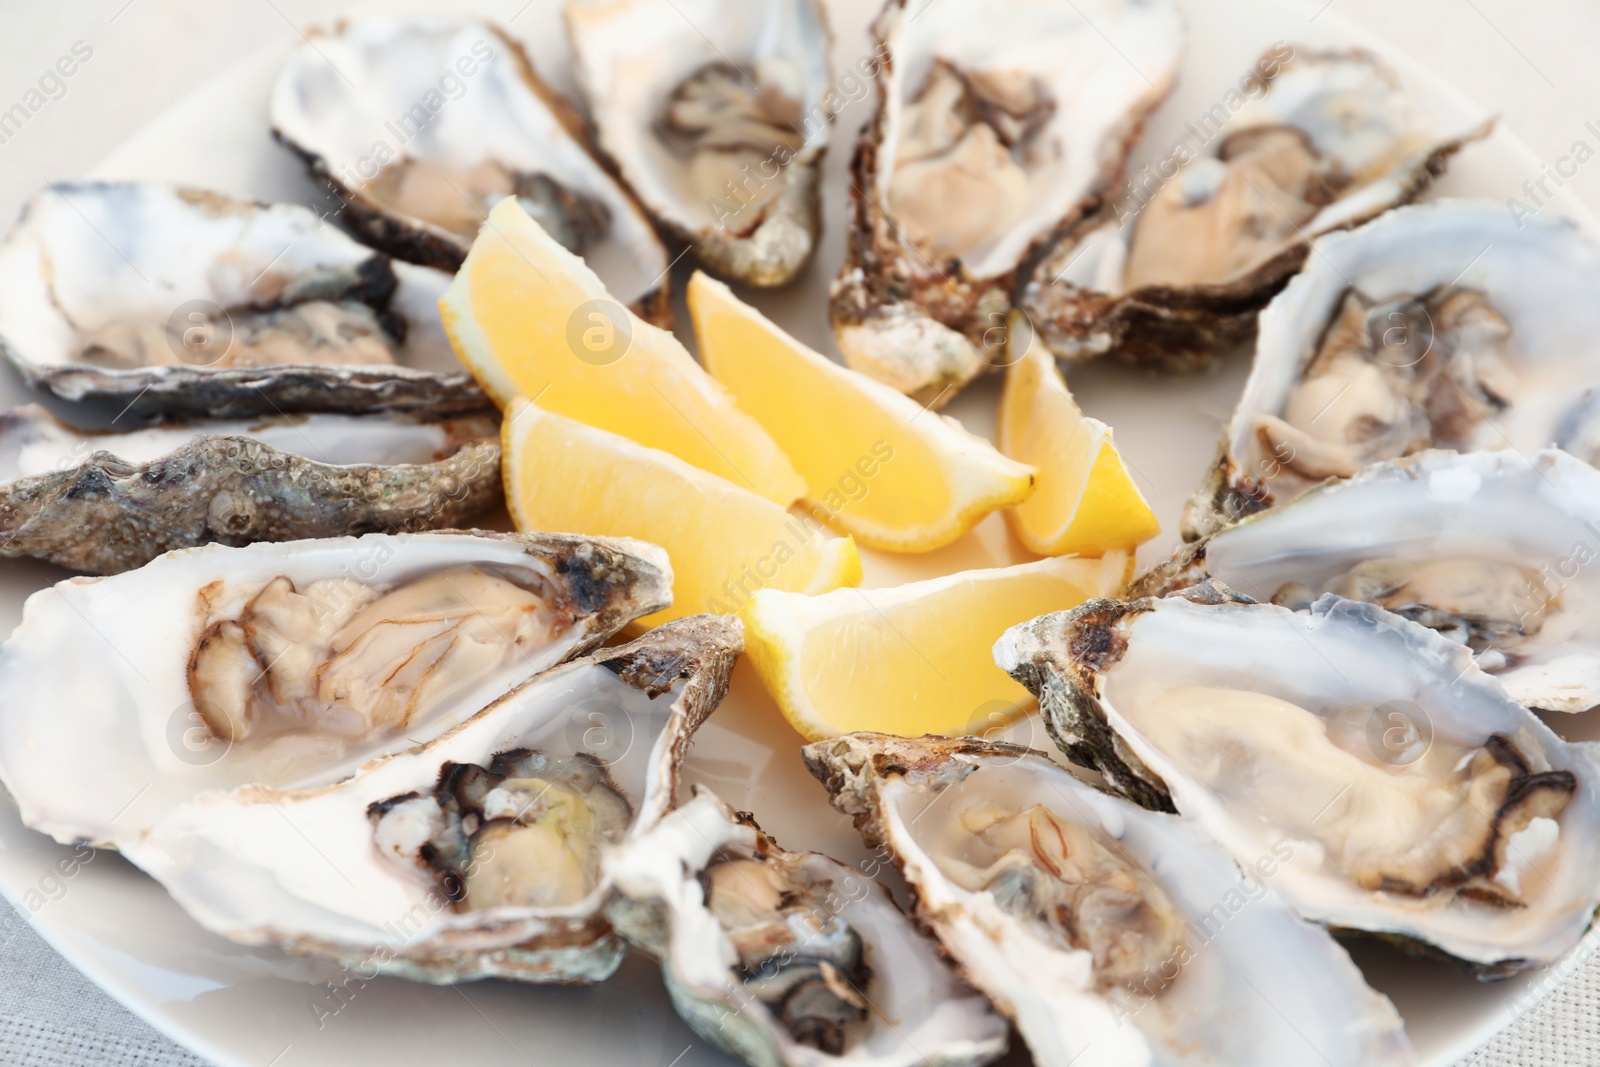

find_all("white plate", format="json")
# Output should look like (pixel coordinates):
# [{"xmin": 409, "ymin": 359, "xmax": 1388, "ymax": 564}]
[{"xmin": 2, "ymin": 0, "xmax": 1597, "ymax": 1065}]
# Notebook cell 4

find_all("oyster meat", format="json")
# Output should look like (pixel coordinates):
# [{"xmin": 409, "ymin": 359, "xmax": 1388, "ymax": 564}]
[
  {"xmin": 1023, "ymin": 48, "xmax": 1490, "ymax": 370},
  {"xmin": 120, "ymin": 616, "xmax": 741, "ymax": 983},
  {"xmin": 271, "ymin": 16, "xmax": 671, "ymax": 321},
  {"xmin": 0, "ymin": 404, "xmax": 502, "ymax": 573},
  {"xmin": 998, "ymin": 586, "xmax": 1600, "ymax": 975},
  {"xmin": 0, "ymin": 182, "xmax": 484, "ymax": 420},
  {"xmin": 1185, "ymin": 200, "xmax": 1600, "ymax": 538},
  {"xmin": 607, "ymin": 786, "xmax": 1009, "ymax": 1067},
  {"xmin": 0, "ymin": 530, "xmax": 671, "ymax": 848},
  {"xmin": 830, "ymin": 0, "xmax": 1184, "ymax": 404},
  {"xmin": 805, "ymin": 733, "xmax": 1414, "ymax": 1067},
  {"xmin": 567, "ymin": 0, "xmax": 833, "ymax": 288},
  {"xmin": 1134, "ymin": 449, "xmax": 1600, "ymax": 715}
]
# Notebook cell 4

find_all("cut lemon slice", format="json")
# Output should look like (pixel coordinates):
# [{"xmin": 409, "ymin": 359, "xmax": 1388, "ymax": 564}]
[
  {"xmin": 998, "ymin": 332, "xmax": 1160, "ymax": 555},
  {"xmin": 503, "ymin": 398, "xmax": 861, "ymax": 627},
  {"xmin": 689, "ymin": 272, "xmax": 1036, "ymax": 552},
  {"xmin": 442, "ymin": 199, "xmax": 805, "ymax": 505},
  {"xmin": 740, "ymin": 555, "xmax": 1128, "ymax": 740}
]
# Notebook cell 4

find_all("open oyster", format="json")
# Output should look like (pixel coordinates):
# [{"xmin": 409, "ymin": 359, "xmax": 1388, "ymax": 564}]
[
  {"xmin": 118, "ymin": 616, "xmax": 741, "ymax": 983},
  {"xmin": 0, "ymin": 404, "xmax": 501, "ymax": 573},
  {"xmin": 566, "ymin": 0, "xmax": 833, "ymax": 288},
  {"xmin": 805, "ymin": 733, "xmax": 1414, "ymax": 1067},
  {"xmin": 998, "ymin": 586, "xmax": 1600, "ymax": 976},
  {"xmin": 1022, "ymin": 49, "xmax": 1490, "ymax": 370},
  {"xmin": 830, "ymin": 0, "xmax": 1183, "ymax": 403},
  {"xmin": 0, "ymin": 182, "xmax": 483, "ymax": 420},
  {"xmin": 272, "ymin": 16, "xmax": 671, "ymax": 322},
  {"xmin": 1134, "ymin": 449, "xmax": 1600, "ymax": 715},
  {"xmin": 1185, "ymin": 199, "xmax": 1600, "ymax": 539},
  {"xmin": 607, "ymin": 786, "xmax": 1009, "ymax": 1067},
  {"xmin": 0, "ymin": 530, "xmax": 671, "ymax": 848}
]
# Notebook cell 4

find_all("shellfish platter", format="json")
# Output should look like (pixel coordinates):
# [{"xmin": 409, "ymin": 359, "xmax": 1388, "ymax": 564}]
[{"xmin": 0, "ymin": 0, "xmax": 1596, "ymax": 1065}]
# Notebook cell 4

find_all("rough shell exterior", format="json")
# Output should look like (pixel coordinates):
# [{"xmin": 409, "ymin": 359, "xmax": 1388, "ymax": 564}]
[
  {"xmin": 17, "ymin": 359, "xmax": 492, "ymax": 424},
  {"xmin": 0, "ymin": 421, "xmax": 503, "ymax": 575}
]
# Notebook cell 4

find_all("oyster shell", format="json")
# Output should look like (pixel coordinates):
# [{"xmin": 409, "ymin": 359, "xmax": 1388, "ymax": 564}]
[
  {"xmin": 271, "ymin": 16, "xmax": 671, "ymax": 321},
  {"xmin": 0, "ymin": 182, "xmax": 485, "ymax": 421},
  {"xmin": 0, "ymin": 530, "xmax": 671, "ymax": 849},
  {"xmin": 830, "ymin": 0, "xmax": 1184, "ymax": 404},
  {"xmin": 607, "ymin": 786, "xmax": 1010, "ymax": 1067},
  {"xmin": 805, "ymin": 733, "xmax": 1414, "ymax": 1067},
  {"xmin": 1133, "ymin": 449, "xmax": 1600, "ymax": 715},
  {"xmin": 1022, "ymin": 48, "xmax": 1490, "ymax": 370},
  {"xmin": 118, "ymin": 616, "xmax": 741, "ymax": 983},
  {"xmin": 1184, "ymin": 199, "xmax": 1600, "ymax": 539},
  {"xmin": 566, "ymin": 0, "xmax": 834, "ymax": 288},
  {"xmin": 997, "ymin": 586, "xmax": 1600, "ymax": 976},
  {"xmin": 0, "ymin": 404, "xmax": 501, "ymax": 573}
]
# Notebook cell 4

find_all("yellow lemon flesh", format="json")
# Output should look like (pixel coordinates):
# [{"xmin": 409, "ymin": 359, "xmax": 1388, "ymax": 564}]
[
  {"xmin": 739, "ymin": 555, "xmax": 1128, "ymax": 740},
  {"xmin": 689, "ymin": 272, "xmax": 1036, "ymax": 552},
  {"xmin": 442, "ymin": 199, "xmax": 805, "ymax": 505},
  {"xmin": 998, "ymin": 338, "xmax": 1160, "ymax": 555},
  {"xmin": 502, "ymin": 398, "xmax": 861, "ymax": 627}
]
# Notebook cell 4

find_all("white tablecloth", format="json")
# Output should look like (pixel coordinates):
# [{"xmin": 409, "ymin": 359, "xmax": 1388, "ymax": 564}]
[{"xmin": 3, "ymin": 0, "xmax": 1600, "ymax": 1064}]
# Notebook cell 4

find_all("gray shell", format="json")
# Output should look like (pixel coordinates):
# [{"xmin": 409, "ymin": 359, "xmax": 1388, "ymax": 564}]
[
  {"xmin": 0, "ymin": 407, "xmax": 502, "ymax": 574},
  {"xmin": 0, "ymin": 182, "xmax": 489, "ymax": 421}
]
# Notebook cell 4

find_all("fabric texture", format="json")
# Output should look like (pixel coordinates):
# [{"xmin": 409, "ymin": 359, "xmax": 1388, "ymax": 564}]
[
  {"xmin": 0, "ymin": 914, "xmax": 207, "ymax": 1066},
  {"xmin": 0, "ymin": 896, "xmax": 1593, "ymax": 1065}
]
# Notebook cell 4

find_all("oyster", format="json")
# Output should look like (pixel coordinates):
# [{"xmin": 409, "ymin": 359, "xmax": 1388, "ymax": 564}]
[
  {"xmin": 118, "ymin": 616, "xmax": 741, "ymax": 983},
  {"xmin": 1185, "ymin": 199, "xmax": 1600, "ymax": 539},
  {"xmin": 997, "ymin": 585, "xmax": 1600, "ymax": 975},
  {"xmin": 607, "ymin": 786, "xmax": 1009, "ymax": 1067},
  {"xmin": 805, "ymin": 733, "xmax": 1413, "ymax": 1067},
  {"xmin": 565, "ymin": 0, "xmax": 833, "ymax": 288},
  {"xmin": 0, "ymin": 182, "xmax": 485, "ymax": 421},
  {"xmin": 1022, "ymin": 49, "xmax": 1491, "ymax": 370},
  {"xmin": 271, "ymin": 16, "xmax": 671, "ymax": 321},
  {"xmin": 1134, "ymin": 449, "xmax": 1600, "ymax": 715},
  {"xmin": 0, "ymin": 404, "xmax": 501, "ymax": 573},
  {"xmin": 830, "ymin": 0, "xmax": 1184, "ymax": 403},
  {"xmin": 0, "ymin": 530, "xmax": 671, "ymax": 848}
]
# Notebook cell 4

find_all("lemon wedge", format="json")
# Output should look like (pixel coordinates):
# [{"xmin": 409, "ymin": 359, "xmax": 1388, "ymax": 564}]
[
  {"xmin": 739, "ymin": 555, "xmax": 1128, "ymax": 740},
  {"xmin": 502, "ymin": 398, "xmax": 861, "ymax": 627},
  {"xmin": 441, "ymin": 199, "xmax": 805, "ymax": 506},
  {"xmin": 688, "ymin": 272, "xmax": 1036, "ymax": 552},
  {"xmin": 998, "ymin": 333, "xmax": 1160, "ymax": 555}
]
